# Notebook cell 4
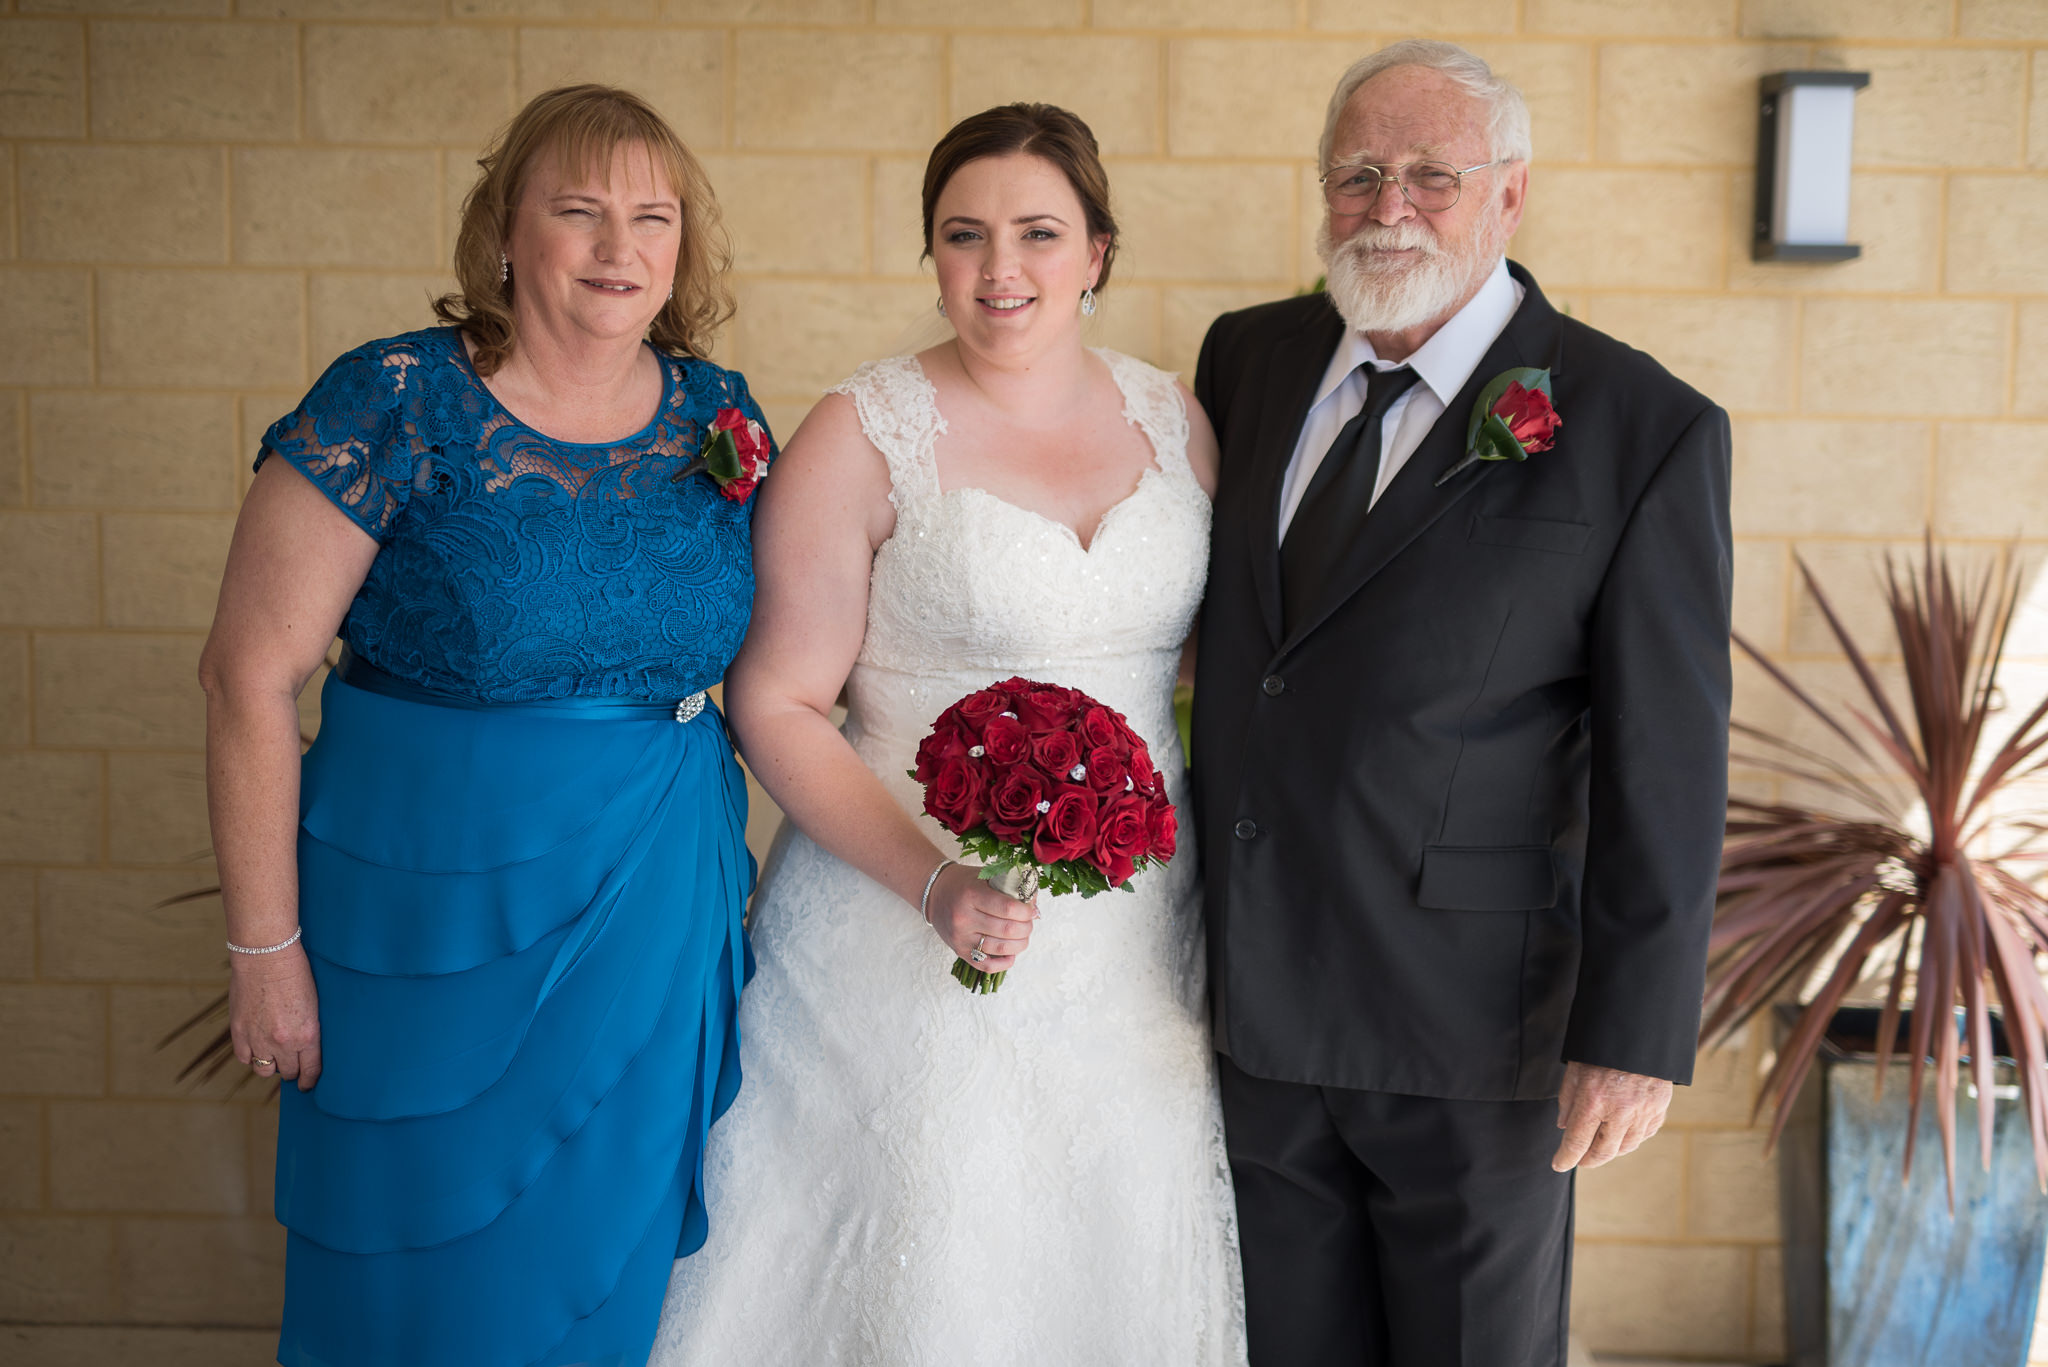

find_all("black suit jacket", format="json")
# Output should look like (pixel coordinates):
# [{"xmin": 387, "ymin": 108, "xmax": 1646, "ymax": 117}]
[{"xmin": 1191, "ymin": 262, "xmax": 1731, "ymax": 1102}]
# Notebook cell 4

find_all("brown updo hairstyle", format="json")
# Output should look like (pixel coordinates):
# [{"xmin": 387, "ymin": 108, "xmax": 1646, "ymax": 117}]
[
  {"xmin": 920, "ymin": 103, "xmax": 1119, "ymax": 293},
  {"xmin": 434, "ymin": 84, "xmax": 734, "ymax": 376}
]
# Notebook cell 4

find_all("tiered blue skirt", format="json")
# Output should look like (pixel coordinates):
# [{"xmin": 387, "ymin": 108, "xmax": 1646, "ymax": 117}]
[{"xmin": 274, "ymin": 671, "xmax": 753, "ymax": 1367}]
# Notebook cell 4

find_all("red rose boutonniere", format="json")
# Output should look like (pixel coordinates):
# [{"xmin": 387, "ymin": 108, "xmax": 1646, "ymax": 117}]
[
  {"xmin": 672, "ymin": 406, "xmax": 771, "ymax": 503},
  {"xmin": 1435, "ymin": 367, "xmax": 1561, "ymax": 487}
]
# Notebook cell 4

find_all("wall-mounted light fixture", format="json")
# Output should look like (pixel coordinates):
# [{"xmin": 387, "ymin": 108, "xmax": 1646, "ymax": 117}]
[{"xmin": 1753, "ymin": 70, "xmax": 1870, "ymax": 262}]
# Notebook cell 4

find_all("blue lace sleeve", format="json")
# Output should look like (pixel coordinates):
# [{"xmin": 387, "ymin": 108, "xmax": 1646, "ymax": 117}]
[{"xmin": 256, "ymin": 342, "xmax": 419, "ymax": 541}]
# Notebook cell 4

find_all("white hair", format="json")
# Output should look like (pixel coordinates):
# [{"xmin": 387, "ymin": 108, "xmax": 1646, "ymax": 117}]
[{"xmin": 1318, "ymin": 40, "xmax": 1533, "ymax": 171}]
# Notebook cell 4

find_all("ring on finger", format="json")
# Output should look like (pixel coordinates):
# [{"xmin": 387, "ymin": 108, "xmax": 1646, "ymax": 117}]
[
  {"xmin": 250, "ymin": 1056, "xmax": 276, "ymax": 1069},
  {"xmin": 970, "ymin": 935, "xmax": 988, "ymax": 964}
]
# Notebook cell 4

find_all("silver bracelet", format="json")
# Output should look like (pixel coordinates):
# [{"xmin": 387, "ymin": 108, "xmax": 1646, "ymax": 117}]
[
  {"xmin": 227, "ymin": 927, "xmax": 302, "ymax": 955},
  {"xmin": 919, "ymin": 858, "xmax": 957, "ymax": 926}
]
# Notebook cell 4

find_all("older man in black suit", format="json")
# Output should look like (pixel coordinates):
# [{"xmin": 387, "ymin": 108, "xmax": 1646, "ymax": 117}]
[{"xmin": 1192, "ymin": 38, "xmax": 1732, "ymax": 1367}]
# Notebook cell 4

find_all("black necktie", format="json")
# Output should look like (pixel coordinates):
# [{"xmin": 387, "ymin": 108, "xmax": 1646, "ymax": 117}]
[{"xmin": 1280, "ymin": 364, "xmax": 1421, "ymax": 633}]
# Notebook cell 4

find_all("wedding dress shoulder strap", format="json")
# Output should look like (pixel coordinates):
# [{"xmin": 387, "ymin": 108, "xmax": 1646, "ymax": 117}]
[
  {"xmin": 1098, "ymin": 349, "xmax": 1193, "ymax": 481},
  {"xmin": 826, "ymin": 355, "xmax": 944, "ymax": 510}
]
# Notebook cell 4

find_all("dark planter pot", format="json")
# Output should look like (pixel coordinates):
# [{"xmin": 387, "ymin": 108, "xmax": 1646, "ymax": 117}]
[{"xmin": 1779, "ymin": 1005, "xmax": 2048, "ymax": 1367}]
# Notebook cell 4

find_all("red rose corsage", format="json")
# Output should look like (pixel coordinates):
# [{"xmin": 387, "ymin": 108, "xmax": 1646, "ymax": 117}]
[{"xmin": 673, "ymin": 406, "xmax": 772, "ymax": 503}]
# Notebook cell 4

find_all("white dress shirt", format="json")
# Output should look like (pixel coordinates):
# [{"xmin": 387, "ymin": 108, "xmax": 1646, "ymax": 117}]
[{"xmin": 1276, "ymin": 257, "xmax": 1526, "ymax": 540}]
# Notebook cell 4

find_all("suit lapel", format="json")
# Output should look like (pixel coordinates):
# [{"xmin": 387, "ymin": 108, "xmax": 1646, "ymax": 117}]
[
  {"xmin": 1279, "ymin": 263, "xmax": 1567, "ymax": 655},
  {"xmin": 1244, "ymin": 299, "xmax": 1346, "ymax": 649}
]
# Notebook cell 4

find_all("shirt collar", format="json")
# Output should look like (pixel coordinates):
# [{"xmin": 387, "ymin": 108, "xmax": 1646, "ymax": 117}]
[{"xmin": 1312, "ymin": 256, "xmax": 1524, "ymax": 409}]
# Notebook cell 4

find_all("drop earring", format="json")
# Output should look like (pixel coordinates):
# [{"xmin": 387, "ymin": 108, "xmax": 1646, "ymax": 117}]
[
  {"xmin": 499, "ymin": 253, "xmax": 509, "ymax": 284},
  {"xmin": 935, "ymin": 296, "xmax": 947, "ymax": 318},
  {"xmin": 1080, "ymin": 287, "xmax": 1097, "ymax": 318}
]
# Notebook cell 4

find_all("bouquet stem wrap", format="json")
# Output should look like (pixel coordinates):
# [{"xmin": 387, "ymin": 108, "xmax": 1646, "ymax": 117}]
[{"xmin": 951, "ymin": 862, "xmax": 1039, "ymax": 994}]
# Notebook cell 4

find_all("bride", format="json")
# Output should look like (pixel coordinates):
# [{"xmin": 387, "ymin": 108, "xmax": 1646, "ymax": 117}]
[{"xmin": 654, "ymin": 103, "xmax": 1247, "ymax": 1366}]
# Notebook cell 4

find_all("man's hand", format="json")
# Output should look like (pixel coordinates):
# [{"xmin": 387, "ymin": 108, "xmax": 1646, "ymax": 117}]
[{"xmin": 1551, "ymin": 1062, "xmax": 1672, "ymax": 1172}]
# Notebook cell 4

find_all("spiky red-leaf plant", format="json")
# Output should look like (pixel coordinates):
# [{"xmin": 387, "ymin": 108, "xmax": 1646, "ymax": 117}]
[{"xmin": 1705, "ymin": 540, "xmax": 2048, "ymax": 1199}]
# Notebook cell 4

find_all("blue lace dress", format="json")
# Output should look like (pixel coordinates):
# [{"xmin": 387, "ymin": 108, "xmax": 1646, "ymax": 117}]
[{"xmin": 257, "ymin": 326, "xmax": 765, "ymax": 1367}]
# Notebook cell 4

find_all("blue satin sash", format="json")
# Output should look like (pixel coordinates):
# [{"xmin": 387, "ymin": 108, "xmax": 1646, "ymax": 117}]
[{"xmin": 334, "ymin": 646, "xmax": 706, "ymax": 722}]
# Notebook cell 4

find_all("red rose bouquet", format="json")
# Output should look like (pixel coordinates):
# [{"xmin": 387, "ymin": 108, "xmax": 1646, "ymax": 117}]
[{"xmin": 911, "ymin": 676, "xmax": 1178, "ymax": 993}]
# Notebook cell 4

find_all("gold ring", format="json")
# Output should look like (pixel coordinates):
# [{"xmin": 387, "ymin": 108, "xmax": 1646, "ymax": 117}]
[{"xmin": 250, "ymin": 1056, "xmax": 275, "ymax": 1069}]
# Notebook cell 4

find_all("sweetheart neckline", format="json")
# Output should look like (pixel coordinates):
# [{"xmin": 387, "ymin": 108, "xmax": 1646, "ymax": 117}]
[
  {"xmin": 938, "ymin": 466, "xmax": 1165, "ymax": 555},
  {"xmin": 907, "ymin": 349, "xmax": 1178, "ymax": 555}
]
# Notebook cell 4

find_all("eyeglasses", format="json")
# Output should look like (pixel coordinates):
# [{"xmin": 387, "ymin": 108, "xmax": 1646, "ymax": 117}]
[{"xmin": 1318, "ymin": 159, "xmax": 1501, "ymax": 213}]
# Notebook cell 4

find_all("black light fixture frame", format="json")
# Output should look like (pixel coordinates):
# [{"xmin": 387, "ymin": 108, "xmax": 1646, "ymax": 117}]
[{"xmin": 1752, "ymin": 70, "xmax": 1871, "ymax": 263}]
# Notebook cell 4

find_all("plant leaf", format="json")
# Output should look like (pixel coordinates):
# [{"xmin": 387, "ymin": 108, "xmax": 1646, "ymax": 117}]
[{"xmin": 702, "ymin": 428, "xmax": 742, "ymax": 482}]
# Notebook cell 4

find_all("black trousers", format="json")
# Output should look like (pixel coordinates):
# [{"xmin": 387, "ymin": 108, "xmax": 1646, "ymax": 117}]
[{"xmin": 1217, "ymin": 1052, "xmax": 1575, "ymax": 1367}]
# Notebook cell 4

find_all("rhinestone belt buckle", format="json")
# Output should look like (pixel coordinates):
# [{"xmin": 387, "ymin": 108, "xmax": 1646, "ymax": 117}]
[{"xmin": 673, "ymin": 692, "xmax": 707, "ymax": 724}]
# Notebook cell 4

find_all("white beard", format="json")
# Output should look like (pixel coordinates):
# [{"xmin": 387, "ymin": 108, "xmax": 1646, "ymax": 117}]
[{"xmin": 1317, "ymin": 213, "xmax": 1503, "ymax": 336}]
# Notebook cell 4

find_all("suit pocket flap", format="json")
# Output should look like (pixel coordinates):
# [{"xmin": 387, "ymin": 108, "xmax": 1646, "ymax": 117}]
[
  {"xmin": 1418, "ymin": 845, "xmax": 1558, "ymax": 911},
  {"xmin": 1468, "ymin": 514, "xmax": 1593, "ymax": 555}
]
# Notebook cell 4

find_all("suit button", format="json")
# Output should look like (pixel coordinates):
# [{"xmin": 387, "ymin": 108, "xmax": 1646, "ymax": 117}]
[
  {"xmin": 1233, "ymin": 819, "xmax": 1258, "ymax": 841},
  {"xmin": 1261, "ymin": 674, "xmax": 1285, "ymax": 696}
]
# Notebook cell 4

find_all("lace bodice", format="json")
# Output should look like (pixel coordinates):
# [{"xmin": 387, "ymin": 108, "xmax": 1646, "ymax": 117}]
[
  {"xmin": 834, "ymin": 350, "xmax": 1210, "ymax": 791},
  {"xmin": 257, "ymin": 327, "xmax": 769, "ymax": 703}
]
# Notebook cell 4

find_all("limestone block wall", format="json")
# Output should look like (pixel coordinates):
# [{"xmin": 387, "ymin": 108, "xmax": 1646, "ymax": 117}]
[{"xmin": 1, "ymin": 1, "xmax": 2046, "ymax": 1363}]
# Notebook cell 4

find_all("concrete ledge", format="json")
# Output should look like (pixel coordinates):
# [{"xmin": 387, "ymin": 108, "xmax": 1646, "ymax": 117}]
[{"xmin": 1, "ymin": 1326, "xmax": 277, "ymax": 1367}]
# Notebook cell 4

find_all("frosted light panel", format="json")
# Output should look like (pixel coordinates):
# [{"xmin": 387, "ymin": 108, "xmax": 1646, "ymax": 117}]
[{"xmin": 1774, "ymin": 84, "xmax": 1856, "ymax": 246}]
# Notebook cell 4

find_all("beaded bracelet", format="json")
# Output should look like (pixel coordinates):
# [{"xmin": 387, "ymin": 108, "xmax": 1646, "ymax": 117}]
[
  {"xmin": 226, "ymin": 927, "xmax": 303, "ymax": 955},
  {"xmin": 918, "ymin": 858, "xmax": 957, "ymax": 926}
]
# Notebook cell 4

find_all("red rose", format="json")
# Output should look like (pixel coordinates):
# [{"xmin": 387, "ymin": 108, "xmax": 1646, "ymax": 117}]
[
  {"xmin": 986, "ymin": 766, "xmax": 1048, "ymax": 843},
  {"xmin": 1091, "ymin": 794, "xmax": 1152, "ymax": 887},
  {"xmin": 957, "ymin": 688, "xmax": 1009, "ymax": 731},
  {"xmin": 980, "ymin": 713, "xmax": 1030, "ymax": 766},
  {"xmin": 922, "ymin": 755, "xmax": 986, "ymax": 834},
  {"xmin": 1032, "ymin": 784, "xmax": 1099, "ymax": 865},
  {"xmin": 1078, "ymin": 705, "xmax": 1123, "ymax": 752},
  {"xmin": 1084, "ymin": 745, "xmax": 1128, "ymax": 796},
  {"xmin": 1031, "ymin": 730, "xmax": 1084, "ymax": 782},
  {"xmin": 1128, "ymin": 746, "xmax": 1160, "ymax": 797},
  {"xmin": 1145, "ymin": 798, "xmax": 1178, "ymax": 862},
  {"xmin": 1016, "ymin": 685, "xmax": 1083, "ymax": 734},
  {"xmin": 1492, "ymin": 382, "xmax": 1561, "ymax": 454},
  {"xmin": 711, "ymin": 406, "xmax": 770, "ymax": 463},
  {"xmin": 913, "ymin": 723, "xmax": 970, "ymax": 783}
]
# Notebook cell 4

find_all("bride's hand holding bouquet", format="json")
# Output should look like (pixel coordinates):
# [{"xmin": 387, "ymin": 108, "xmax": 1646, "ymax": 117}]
[{"xmin": 920, "ymin": 860, "xmax": 1039, "ymax": 988}]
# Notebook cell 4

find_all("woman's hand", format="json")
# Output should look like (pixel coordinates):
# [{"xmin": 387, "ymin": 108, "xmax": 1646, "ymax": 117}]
[
  {"xmin": 925, "ymin": 863, "xmax": 1038, "ymax": 973},
  {"xmin": 230, "ymin": 946, "xmax": 323, "ymax": 1090}
]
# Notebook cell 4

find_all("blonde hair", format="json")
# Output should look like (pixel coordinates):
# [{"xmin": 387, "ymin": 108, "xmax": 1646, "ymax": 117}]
[{"xmin": 435, "ymin": 84, "xmax": 734, "ymax": 376}]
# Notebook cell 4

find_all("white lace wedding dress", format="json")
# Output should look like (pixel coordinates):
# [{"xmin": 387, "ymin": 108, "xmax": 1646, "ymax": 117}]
[{"xmin": 652, "ymin": 349, "xmax": 1247, "ymax": 1367}]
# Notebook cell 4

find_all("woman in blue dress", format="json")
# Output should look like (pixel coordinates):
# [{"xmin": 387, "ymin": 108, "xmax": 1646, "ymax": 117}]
[{"xmin": 198, "ymin": 85, "xmax": 767, "ymax": 1367}]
